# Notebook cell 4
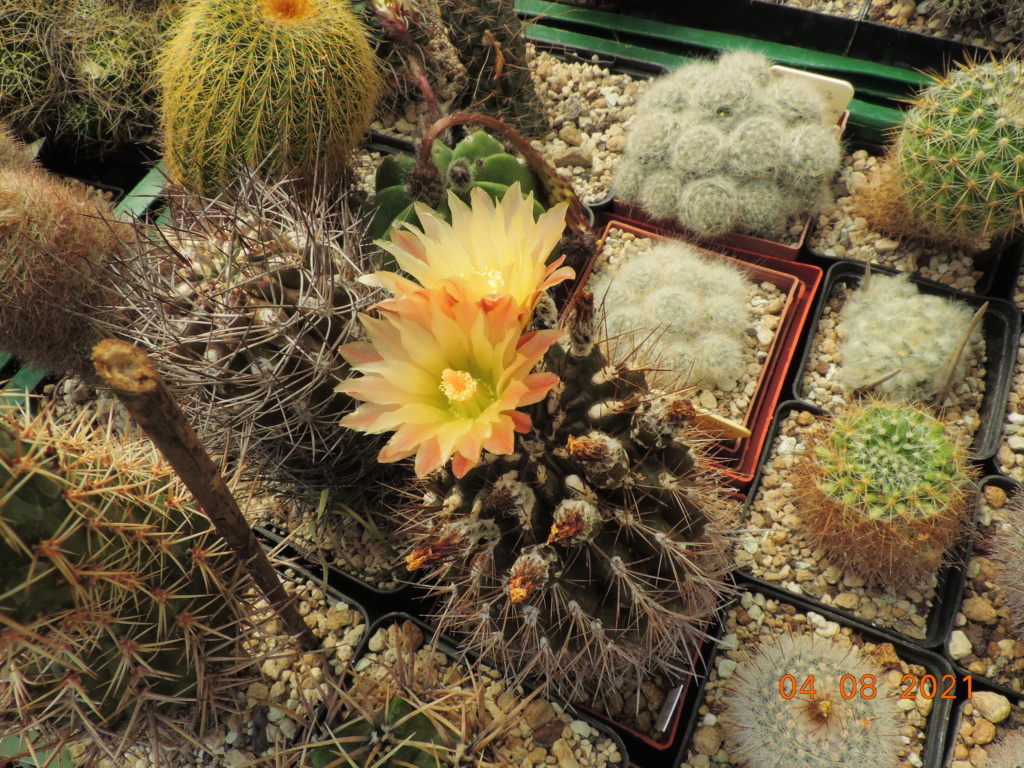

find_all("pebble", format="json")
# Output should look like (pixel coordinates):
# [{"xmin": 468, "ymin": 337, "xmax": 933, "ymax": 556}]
[
  {"xmin": 949, "ymin": 630, "xmax": 973, "ymax": 660},
  {"xmin": 972, "ymin": 692, "xmax": 1012, "ymax": 724},
  {"xmin": 962, "ymin": 596, "xmax": 998, "ymax": 624}
]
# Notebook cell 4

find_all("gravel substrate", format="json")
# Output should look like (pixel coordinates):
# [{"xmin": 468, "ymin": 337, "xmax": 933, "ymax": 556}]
[
  {"xmin": 948, "ymin": 696, "xmax": 1024, "ymax": 768},
  {"xmin": 808, "ymin": 149, "xmax": 987, "ymax": 292},
  {"xmin": 676, "ymin": 590, "xmax": 933, "ymax": 768},
  {"xmin": 796, "ymin": 276, "xmax": 988, "ymax": 441},
  {"xmin": 587, "ymin": 227, "xmax": 786, "ymax": 426},
  {"xmin": 947, "ymin": 484, "xmax": 1024, "ymax": 694},
  {"xmin": 865, "ymin": 0, "xmax": 1022, "ymax": 54},
  {"xmin": 348, "ymin": 620, "xmax": 625, "ymax": 767},
  {"xmin": 773, "ymin": 0, "xmax": 867, "ymax": 17},
  {"xmin": 736, "ymin": 409, "xmax": 942, "ymax": 640},
  {"xmin": 997, "ymin": 333, "xmax": 1024, "ymax": 482}
]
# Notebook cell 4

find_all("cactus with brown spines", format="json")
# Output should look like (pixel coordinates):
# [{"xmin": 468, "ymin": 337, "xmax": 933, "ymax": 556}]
[
  {"xmin": 437, "ymin": 0, "xmax": 548, "ymax": 138},
  {"xmin": 795, "ymin": 399, "xmax": 975, "ymax": 587},
  {"xmin": 0, "ymin": 403, "xmax": 256, "ymax": 765},
  {"xmin": 990, "ymin": 489, "xmax": 1024, "ymax": 633},
  {"xmin": 112, "ymin": 173, "xmax": 392, "ymax": 486},
  {"xmin": 157, "ymin": 0, "xmax": 383, "ymax": 196},
  {"xmin": 0, "ymin": 153, "xmax": 130, "ymax": 381},
  {"xmin": 399, "ymin": 290, "xmax": 734, "ymax": 706}
]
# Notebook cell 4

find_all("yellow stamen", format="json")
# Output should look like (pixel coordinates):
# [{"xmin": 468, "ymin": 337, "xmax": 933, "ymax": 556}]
[{"xmin": 440, "ymin": 369, "xmax": 478, "ymax": 403}]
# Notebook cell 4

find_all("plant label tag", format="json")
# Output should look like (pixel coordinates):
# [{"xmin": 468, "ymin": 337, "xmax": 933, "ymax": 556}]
[{"xmin": 770, "ymin": 65, "xmax": 855, "ymax": 125}]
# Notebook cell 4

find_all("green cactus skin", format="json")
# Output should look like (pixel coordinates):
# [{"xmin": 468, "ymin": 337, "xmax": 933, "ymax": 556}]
[
  {"xmin": 0, "ymin": 160, "xmax": 130, "ymax": 381},
  {"xmin": 588, "ymin": 240, "xmax": 753, "ymax": 392},
  {"xmin": 0, "ymin": 406, "xmax": 251, "ymax": 762},
  {"xmin": 437, "ymin": 0, "xmax": 548, "ymax": 139},
  {"xmin": 836, "ymin": 272, "xmax": 981, "ymax": 400},
  {"xmin": 614, "ymin": 49, "xmax": 842, "ymax": 241},
  {"xmin": 115, "ymin": 174, "xmax": 394, "ymax": 487},
  {"xmin": 401, "ymin": 292, "xmax": 732, "ymax": 708},
  {"xmin": 158, "ymin": 0, "xmax": 382, "ymax": 196},
  {"xmin": 797, "ymin": 400, "xmax": 975, "ymax": 587},
  {"xmin": 369, "ymin": 129, "xmax": 543, "ymax": 241},
  {"xmin": 890, "ymin": 59, "xmax": 1024, "ymax": 248},
  {"xmin": 721, "ymin": 633, "xmax": 902, "ymax": 768}
]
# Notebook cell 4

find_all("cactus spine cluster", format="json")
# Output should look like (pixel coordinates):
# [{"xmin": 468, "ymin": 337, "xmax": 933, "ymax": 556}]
[
  {"xmin": 438, "ymin": 0, "xmax": 548, "ymax": 138},
  {"xmin": 836, "ymin": 272, "xmax": 982, "ymax": 400},
  {"xmin": 114, "ymin": 175, "xmax": 390, "ymax": 484},
  {"xmin": 614, "ymin": 49, "xmax": 841, "ymax": 241},
  {"xmin": 402, "ymin": 291, "xmax": 732, "ymax": 704},
  {"xmin": 933, "ymin": 0, "xmax": 1024, "ymax": 38},
  {"xmin": 991, "ymin": 490, "xmax": 1024, "ymax": 633},
  {"xmin": 875, "ymin": 59, "xmax": 1024, "ymax": 248},
  {"xmin": 982, "ymin": 728, "xmax": 1024, "ymax": 768},
  {"xmin": 158, "ymin": 0, "xmax": 382, "ymax": 195},
  {"xmin": 0, "ymin": 405, "xmax": 252, "ymax": 762},
  {"xmin": 0, "ymin": 133, "xmax": 130, "ymax": 380},
  {"xmin": 588, "ymin": 239, "xmax": 754, "ymax": 391},
  {"xmin": 370, "ymin": 129, "xmax": 543, "ymax": 240},
  {"xmin": 721, "ymin": 632, "xmax": 902, "ymax": 768},
  {"xmin": 797, "ymin": 400, "xmax": 975, "ymax": 586},
  {"xmin": 0, "ymin": 0, "xmax": 58, "ymax": 140}
]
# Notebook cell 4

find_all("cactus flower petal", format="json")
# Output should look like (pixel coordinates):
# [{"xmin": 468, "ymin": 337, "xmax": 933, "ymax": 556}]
[
  {"xmin": 372, "ymin": 183, "xmax": 574, "ymax": 319},
  {"xmin": 337, "ymin": 290, "xmax": 562, "ymax": 477}
]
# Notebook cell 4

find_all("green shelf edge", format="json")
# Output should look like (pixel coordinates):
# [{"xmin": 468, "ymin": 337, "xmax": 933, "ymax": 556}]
[{"xmin": 114, "ymin": 163, "xmax": 166, "ymax": 219}]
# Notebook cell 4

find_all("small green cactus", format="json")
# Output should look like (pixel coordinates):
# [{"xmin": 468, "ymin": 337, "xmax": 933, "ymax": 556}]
[
  {"xmin": 0, "ymin": 156, "xmax": 130, "ymax": 381},
  {"xmin": 614, "ymin": 49, "xmax": 842, "ymax": 241},
  {"xmin": 0, "ymin": 0, "xmax": 58, "ymax": 141},
  {"xmin": 721, "ymin": 632, "xmax": 903, "ymax": 768},
  {"xmin": 400, "ymin": 291, "xmax": 733, "ymax": 706},
  {"xmin": 158, "ymin": 0, "xmax": 383, "ymax": 195},
  {"xmin": 882, "ymin": 59, "xmax": 1024, "ymax": 248},
  {"xmin": 797, "ymin": 400, "xmax": 975, "ymax": 586},
  {"xmin": 0, "ymin": 405, "xmax": 253, "ymax": 762},
  {"xmin": 588, "ymin": 239, "xmax": 753, "ymax": 391},
  {"xmin": 836, "ymin": 272, "xmax": 982, "ymax": 400},
  {"xmin": 368, "ymin": 129, "xmax": 543, "ymax": 241}
]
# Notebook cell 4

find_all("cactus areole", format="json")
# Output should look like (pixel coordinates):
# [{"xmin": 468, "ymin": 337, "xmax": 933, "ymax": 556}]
[{"xmin": 402, "ymin": 292, "xmax": 731, "ymax": 702}]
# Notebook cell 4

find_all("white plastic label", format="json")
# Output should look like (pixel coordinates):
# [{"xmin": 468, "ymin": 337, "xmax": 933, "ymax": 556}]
[{"xmin": 770, "ymin": 64, "xmax": 855, "ymax": 125}]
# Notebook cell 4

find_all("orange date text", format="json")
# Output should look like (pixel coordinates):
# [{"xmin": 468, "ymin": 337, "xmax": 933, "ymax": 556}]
[{"xmin": 778, "ymin": 673, "xmax": 972, "ymax": 700}]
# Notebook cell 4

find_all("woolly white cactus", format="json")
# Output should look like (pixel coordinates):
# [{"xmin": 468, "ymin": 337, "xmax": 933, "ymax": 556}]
[
  {"xmin": 589, "ymin": 240, "xmax": 752, "ymax": 391},
  {"xmin": 836, "ymin": 272, "xmax": 982, "ymax": 400},
  {"xmin": 721, "ymin": 632, "xmax": 903, "ymax": 768},
  {"xmin": 614, "ymin": 49, "xmax": 842, "ymax": 240}
]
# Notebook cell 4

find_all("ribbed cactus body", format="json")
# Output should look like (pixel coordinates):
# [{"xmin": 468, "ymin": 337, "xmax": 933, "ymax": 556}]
[
  {"xmin": 403, "ymin": 295, "xmax": 731, "ymax": 703},
  {"xmin": 799, "ymin": 401, "xmax": 974, "ymax": 586},
  {"xmin": 369, "ymin": 129, "xmax": 543, "ymax": 240},
  {"xmin": 438, "ymin": 0, "xmax": 548, "ymax": 138},
  {"xmin": 0, "ymin": 408, "xmax": 248, "ymax": 757},
  {"xmin": 892, "ymin": 59, "xmax": 1024, "ymax": 247},
  {"xmin": 158, "ymin": 0, "xmax": 382, "ymax": 195}
]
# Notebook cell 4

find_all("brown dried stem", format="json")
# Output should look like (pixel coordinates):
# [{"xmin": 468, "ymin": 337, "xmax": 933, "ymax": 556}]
[{"xmin": 92, "ymin": 338, "xmax": 319, "ymax": 650}]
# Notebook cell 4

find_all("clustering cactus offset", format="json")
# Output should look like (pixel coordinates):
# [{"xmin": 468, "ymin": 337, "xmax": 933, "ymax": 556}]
[
  {"xmin": 369, "ymin": 128, "xmax": 542, "ymax": 240},
  {"xmin": 113, "ymin": 174, "xmax": 391, "ymax": 486},
  {"xmin": 721, "ymin": 632, "xmax": 902, "ymax": 768},
  {"xmin": 836, "ymin": 271, "xmax": 983, "ymax": 400},
  {"xmin": 0, "ymin": 148, "xmax": 130, "ymax": 380},
  {"xmin": 614, "ymin": 49, "xmax": 842, "ymax": 241},
  {"xmin": 588, "ymin": 239, "xmax": 754, "ymax": 391},
  {"xmin": 0, "ymin": 404, "xmax": 254, "ymax": 764},
  {"xmin": 437, "ymin": 0, "xmax": 548, "ymax": 138},
  {"xmin": 796, "ymin": 400, "xmax": 975, "ymax": 586},
  {"xmin": 158, "ymin": 0, "xmax": 382, "ymax": 196},
  {"xmin": 869, "ymin": 59, "xmax": 1024, "ymax": 249}
]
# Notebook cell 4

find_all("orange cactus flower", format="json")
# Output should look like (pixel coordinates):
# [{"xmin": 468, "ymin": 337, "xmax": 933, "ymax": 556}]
[
  {"xmin": 367, "ymin": 183, "xmax": 574, "ymax": 321},
  {"xmin": 336, "ymin": 289, "xmax": 562, "ymax": 478}
]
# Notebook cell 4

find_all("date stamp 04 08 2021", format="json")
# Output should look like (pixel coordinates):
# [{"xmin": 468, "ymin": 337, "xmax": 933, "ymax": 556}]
[{"xmin": 778, "ymin": 674, "xmax": 974, "ymax": 700}]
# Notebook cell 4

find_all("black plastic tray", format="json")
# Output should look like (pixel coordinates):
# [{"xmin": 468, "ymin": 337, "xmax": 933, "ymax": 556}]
[
  {"xmin": 943, "ymin": 474, "xmax": 1024, "ymax": 702},
  {"xmin": 670, "ymin": 577, "xmax": 956, "ymax": 768},
  {"xmin": 792, "ymin": 259, "xmax": 1021, "ymax": 462},
  {"xmin": 739, "ymin": 399, "xmax": 977, "ymax": 650}
]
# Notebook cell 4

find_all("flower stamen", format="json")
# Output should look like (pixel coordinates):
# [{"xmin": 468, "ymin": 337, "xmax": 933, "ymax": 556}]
[{"xmin": 441, "ymin": 368, "xmax": 479, "ymax": 403}]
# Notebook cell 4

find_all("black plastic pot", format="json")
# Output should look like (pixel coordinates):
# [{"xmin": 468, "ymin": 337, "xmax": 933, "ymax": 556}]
[
  {"xmin": 254, "ymin": 523, "xmax": 426, "ymax": 626},
  {"xmin": 307, "ymin": 611, "xmax": 630, "ymax": 768},
  {"xmin": 943, "ymin": 475, "xmax": 1024, "ymax": 702},
  {"xmin": 671, "ymin": 577, "xmax": 957, "ymax": 768},
  {"xmin": 792, "ymin": 259, "xmax": 1021, "ymax": 462},
  {"xmin": 849, "ymin": 14, "xmax": 996, "ymax": 74},
  {"xmin": 739, "ymin": 399, "xmax": 976, "ymax": 650}
]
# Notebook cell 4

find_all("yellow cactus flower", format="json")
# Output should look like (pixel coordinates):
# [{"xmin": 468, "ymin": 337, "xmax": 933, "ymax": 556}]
[
  {"xmin": 367, "ymin": 183, "xmax": 574, "ymax": 320},
  {"xmin": 336, "ymin": 289, "xmax": 563, "ymax": 478}
]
